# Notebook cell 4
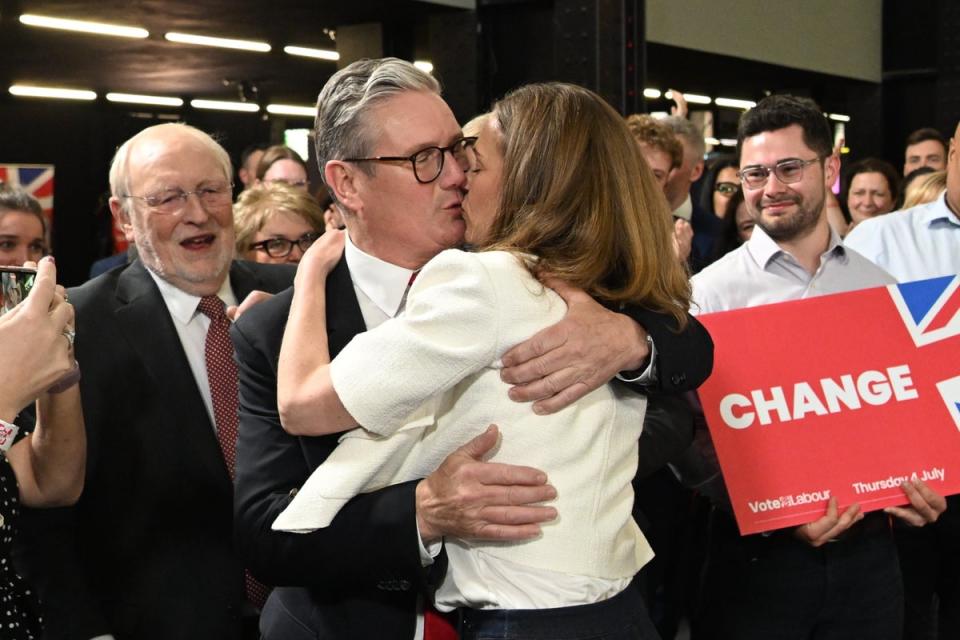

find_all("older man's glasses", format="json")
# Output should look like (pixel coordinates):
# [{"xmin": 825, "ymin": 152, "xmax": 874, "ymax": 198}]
[
  {"xmin": 249, "ymin": 232, "xmax": 320, "ymax": 258},
  {"xmin": 121, "ymin": 182, "xmax": 233, "ymax": 215},
  {"xmin": 737, "ymin": 158, "xmax": 819, "ymax": 189},
  {"xmin": 344, "ymin": 137, "xmax": 478, "ymax": 184}
]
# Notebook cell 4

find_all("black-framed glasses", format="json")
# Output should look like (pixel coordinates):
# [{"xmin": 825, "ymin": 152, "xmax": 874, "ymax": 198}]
[
  {"xmin": 249, "ymin": 232, "xmax": 320, "ymax": 258},
  {"xmin": 714, "ymin": 181, "xmax": 740, "ymax": 196},
  {"xmin": 737, "ymin": 158, "xmax": 819, "ymax": 189},
  {"xmin": 344, "ymin": 137, "xmax": 478, "ymax": 184},
  {"xmin": 121, "ymin": 181, "xmax": 234, "ymax": 215}
]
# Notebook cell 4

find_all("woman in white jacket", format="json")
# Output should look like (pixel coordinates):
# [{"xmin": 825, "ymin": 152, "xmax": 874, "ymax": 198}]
[{"xmin": 275, "ymin": 82, "xmax": 690, "ymax": 640}]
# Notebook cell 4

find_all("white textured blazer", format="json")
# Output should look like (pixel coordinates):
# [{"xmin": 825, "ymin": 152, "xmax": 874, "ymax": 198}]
[{"xmin": 274, "ymin": 249, "xmax": 652, "ymax": 584}]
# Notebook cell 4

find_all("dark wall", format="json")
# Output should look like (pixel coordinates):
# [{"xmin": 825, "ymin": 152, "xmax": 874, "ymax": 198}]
[{"xmin": 0, "ymin": 98, "xmax": 274, "ymax": 285}]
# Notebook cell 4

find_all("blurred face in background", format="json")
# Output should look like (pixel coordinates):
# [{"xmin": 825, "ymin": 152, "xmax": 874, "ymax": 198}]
[
  {"xmin": 638, "ymin": 144, "xmax": 674, "ymax": 191},
  {"xmin": 904, "ymin": 139, "xmax": 946, "ymax": 176},
  {"xmin": 847, "ymin": 171, "xmax": 895, "ymax": 223},
  {"xmin": 713, "ymin": 166, "xmax": 740, "ymax": 217},
  {"xmin": 262, "ymin": 159, "xmax": 308, "ymax": 190},
  {"xmin": 0, "ymin": 210, "xmax": 45, "ymax": 266},
  {"xmin": 735, "ymin": 199, "xmax": 755, "ymax": 243}
]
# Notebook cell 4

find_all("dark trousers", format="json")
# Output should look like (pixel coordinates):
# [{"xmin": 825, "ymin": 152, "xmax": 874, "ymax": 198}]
[
  {"xmin": 695, "ymin": 510, "xmax": 903, "ymax": 640},
  {"xmin": 897, "ymin": 494, "xmax": 960, "ymax": 640},
  {"xmin": 458, "ymin": 582, "xmax": 661, "ymax": 640}
]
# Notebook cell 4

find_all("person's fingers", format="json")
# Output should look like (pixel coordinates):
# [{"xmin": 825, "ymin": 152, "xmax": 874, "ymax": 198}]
[
  {"xmin": 531, "ymin": 382, "xmax": 591, "ymax": 415},
  {"xmin": 899, "ymin": 479, "xmax": 944, "ymax": 523},
  {"xmin": 227, "ymin": 290, "xmax": 273, "ymax": 322},
  {"xmin": 456, "ymin": 424, "xmax": 502, "ymax": 463},
  {"xmin": 506, "ymin": 366, "xmax": 578, "ymax": 402},
  {"xmin": 884, "ymin": 506, "xmax": 927, "ymax": 527},
  {"xmin": 798, "ymin": 497, "xmax": 840, "ymax": 543},
  {"xmin": 538, "ymin": 277, "xmax": 590, "ymax": 306},
  {"xmin": 24, "ymin": 256, "xmax": 56, "ymax": 314},
  {"xmin": 501, "ymin": 326, "xmax": 566, "ymax": 373},
  {"xmin": 472, "ymin": 523, "xmax": 544, "ymax": 541},
  {"xmin": 477, "ymin": 504, "xmax": 558, "ymax": 527}
]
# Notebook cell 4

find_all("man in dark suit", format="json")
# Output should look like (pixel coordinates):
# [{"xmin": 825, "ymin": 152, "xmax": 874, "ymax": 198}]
[
  {"xmin": 233, "ymin": 58, "xmax": 713, "ymax": 640},
  {"xmin": 15, "ymin": 123, "xmax": 293, "ymax": 640}
]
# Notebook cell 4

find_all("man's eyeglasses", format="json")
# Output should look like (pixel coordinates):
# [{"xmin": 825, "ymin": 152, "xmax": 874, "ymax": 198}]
[
  {"xmin": 344, "ymin": 137, "xmax": 478, "ymax": 184},
  {"xmin": 121, "ymin": 182, "xmax": 233, "ymax": 215},
  {"xmin": 737, "ymin": 158, "xmax": 819, "ymax": 189},
  {"xmin": 714, "ymin": 181, "xmax": 740, "ymax": 196},
  {"xmin": 249, "ymin": 232, "xmax": 320, "ymax": 258}
]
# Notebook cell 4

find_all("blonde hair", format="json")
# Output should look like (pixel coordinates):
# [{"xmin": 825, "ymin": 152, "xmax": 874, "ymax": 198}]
[
  {"xmin": 234, "ymin": 182, "xmax": 324, "ymax": 254},
  {"xmin": 482, "ymin": 83, "xmax": 690, "ymax": 327},
  {"xmin": 902, "ymin": 169, "xmax": 946, "ymax": 209},
  {"xmin": 625, "ymin": 114, "xmax": 683, "ymax": 170}
]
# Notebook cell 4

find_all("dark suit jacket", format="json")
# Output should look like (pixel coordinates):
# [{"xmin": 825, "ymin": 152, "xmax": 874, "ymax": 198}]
[
  {"xmin": 14, "ymin": 259, "xmax": 293, "ymax": 640},
  {"xmin": 231, "ymin": 254, "xmax": 713, "ymax": 640}
]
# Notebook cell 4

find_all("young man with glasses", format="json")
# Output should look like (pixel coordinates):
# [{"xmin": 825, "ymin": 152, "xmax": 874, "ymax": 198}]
[
  {"xmin": 231, "ymin": 57, "xmax": 715, "ymax": 640},
  {"xmin": 686, "ymin": 94, "xmax": 946, "ymax": 640}
]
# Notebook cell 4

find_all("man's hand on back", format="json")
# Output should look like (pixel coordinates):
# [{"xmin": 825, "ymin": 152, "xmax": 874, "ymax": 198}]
[
  {"xmin": 416, "ymin": 425, "xmax": 557, "ymax": 544},
  {"xmin": 500, "ymin": 279, "xmax": 650, "ymax": 415}
]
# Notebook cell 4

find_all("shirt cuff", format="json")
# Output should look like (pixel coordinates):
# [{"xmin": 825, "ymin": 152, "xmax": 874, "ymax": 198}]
[
  {"xmin": 616, "ymin": 334, "xmax": 657, "ymax": 384},
  {"xmin": 417, "ymin": 525, "xmax": 442, "ymax": 567}
]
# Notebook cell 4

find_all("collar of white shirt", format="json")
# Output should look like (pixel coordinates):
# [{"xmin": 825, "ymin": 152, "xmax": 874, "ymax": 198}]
[
  {"xmin": 745, "ymin": 223, "xmax": 845, "ymax": 270},
  {"xmin": 146, "ymin": 266, "xmax": 238, "ymax": 324},
  {"xmin": 919, "ymin": 192, "xmax": 960, "ymax": 228},
  {"xmin": 672, "ymin": 194, "xmax": 693, "ymax": 222},
  {"xmin": 344, "ymin": 232, "xmax": 417, "ymax": 319}
]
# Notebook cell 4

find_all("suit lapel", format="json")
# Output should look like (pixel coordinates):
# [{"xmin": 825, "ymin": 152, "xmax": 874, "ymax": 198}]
[
  {"xmin": 325, "ymin": 255, "xmax": 367, "ymax": 357},
  {"xmin": 113, "ymin": 261, "xmax": 231, "ymax": 491}
]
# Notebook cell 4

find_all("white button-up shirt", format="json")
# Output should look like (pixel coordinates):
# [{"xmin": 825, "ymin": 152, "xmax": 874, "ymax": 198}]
[{"xmin": 844, "ymin": 192, "xmax": 960, "ymax": 282}]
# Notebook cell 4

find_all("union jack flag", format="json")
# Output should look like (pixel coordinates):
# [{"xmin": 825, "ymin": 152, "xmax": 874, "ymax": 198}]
[{"xmin": 0, "ymin": 164, "xmax": 55, "ymax": 234}]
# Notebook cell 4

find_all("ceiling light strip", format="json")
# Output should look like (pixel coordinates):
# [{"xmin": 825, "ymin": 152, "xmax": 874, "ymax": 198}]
[
  {"xmin": 283, "ymin": 45, "xmax": 339, "ymax": 61},
  {"xmin": 266, "ymin": 104, "xmax": 315, "ymax": 117},
  {"xmin": 107, "ymin": 93, "xmax": 183, "ymax": 107},
  {"xmin": 19, "ymin": 14, "xmax": 148, "ymax": 38},
  {"xmin": 191, "ymin": 99, "xmax": 260, "ymax": 113},
  {"xmin": 165, "ymin": 32, "xmax": 271, "ymax": 52},
  {"xmin": 9, "ymin": 84, "xmax": 97, "ymax": 100},
  {"xmin": 715, "ymin": 97, "xmax": 756, "ymax": 110}
]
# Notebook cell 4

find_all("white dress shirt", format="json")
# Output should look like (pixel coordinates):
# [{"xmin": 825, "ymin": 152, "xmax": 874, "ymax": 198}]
[
  {"xmin": 146, "ymin": 268, "xmax": 237, "ymax": 429},
  {"xmin": 844, "ymin": 192, "xmax": 960, "ymax": 282}
]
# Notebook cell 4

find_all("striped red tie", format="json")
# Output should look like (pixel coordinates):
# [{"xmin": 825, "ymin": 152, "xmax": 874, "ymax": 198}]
[{"xmin": 198, "ymin": 295, "xmax": 271, "ymax": 610}]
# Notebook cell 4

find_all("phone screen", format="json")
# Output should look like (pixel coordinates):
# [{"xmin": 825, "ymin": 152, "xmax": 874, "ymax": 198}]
[{"xmin": 0, "ymin": 267, "xmax": 37, "ymax": 314}]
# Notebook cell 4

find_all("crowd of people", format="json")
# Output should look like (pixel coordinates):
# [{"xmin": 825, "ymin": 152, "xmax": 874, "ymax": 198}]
[{"xmin": 0, "ymin": 56, "xmax": 955, "ymax": 640}]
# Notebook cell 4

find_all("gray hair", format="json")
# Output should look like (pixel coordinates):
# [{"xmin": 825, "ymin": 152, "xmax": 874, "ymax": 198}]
[
  {"xmin": 109, "ymin": 123, "xmax": 233, "ymax": 212},
  {"xmin": 313, "ymin": 57, "xmax": 441, "ymax": 193},
  {"xmin": 662, "ymin": 116, "xmax": 706, "ymax": 163},
  {"xmin": 0, "ymin": 185, "xmax": 47, "ymax": 235}
]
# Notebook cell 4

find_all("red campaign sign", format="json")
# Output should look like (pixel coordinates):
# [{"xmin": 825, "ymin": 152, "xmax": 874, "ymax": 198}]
[{"xmin": 697, "ymin": 275, "xmax": 960, "ymax": 535}]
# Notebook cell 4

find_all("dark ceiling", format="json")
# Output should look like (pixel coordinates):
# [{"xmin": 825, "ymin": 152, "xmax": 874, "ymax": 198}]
[{"xmin": 0, "ymin": 0, "xmax": 459, "ymax": 105}]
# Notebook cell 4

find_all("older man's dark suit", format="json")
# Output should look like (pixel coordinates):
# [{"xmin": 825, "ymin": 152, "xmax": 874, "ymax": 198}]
[
  {"xmin": 14, "ymin": 259, "xmax": 293, "ymax": 640},
  {"xmin": 231, "ymin": 254, "xmax": 713, "ymax": 640}
]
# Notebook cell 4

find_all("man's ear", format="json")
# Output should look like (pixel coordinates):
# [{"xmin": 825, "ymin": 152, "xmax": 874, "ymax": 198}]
[
  {"xmin": 324, "ymin": 161, "xmax": 363, "ymax": 213},
  {"xmin": 823, "ymin": 152, "xmax": 841, "ymax": 188},
  {"xmin": 690, "ymin": 159, "xmax": 705, "ymax": 183},
  {"xmin": 109, "ymin": 197, "xmax": 136, "ymax": 242}
]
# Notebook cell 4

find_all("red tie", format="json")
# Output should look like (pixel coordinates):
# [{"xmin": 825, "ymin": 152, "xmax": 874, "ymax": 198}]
[
  {"xmin": 424, "ymin": 602, "xmax": 458, "ymax": 640},
  {"xmin": 198, "ymin": 295, "xmax": 271, "ymax": 610}
]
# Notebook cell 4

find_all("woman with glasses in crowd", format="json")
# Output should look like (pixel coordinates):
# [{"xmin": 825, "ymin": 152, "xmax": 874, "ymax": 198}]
[
  {"xmin": 274, "ymin": 82, "xmax": 690, "ymax": 639},
  {"xmin": 234, "ymin": 182, "xmax": 324, "ymax": 264},
  {"xmin": 698, "ymin": 155, "xmax": 740, "ymax": 220},
  {"xmin": 0, "ymin": 256, "xmax": 84, "ymax": 639}
]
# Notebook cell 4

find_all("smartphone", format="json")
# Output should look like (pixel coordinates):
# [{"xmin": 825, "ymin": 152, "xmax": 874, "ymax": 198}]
[{"xmin": 0, "ymin": 266, "xmax": 37, "ymax": 315}]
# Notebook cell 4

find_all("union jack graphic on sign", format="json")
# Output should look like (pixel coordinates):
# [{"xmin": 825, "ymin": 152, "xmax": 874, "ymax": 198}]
[
  {"xmin": 889, "ymin": 275, "xmax": 960, "ymax": 346},
  {"xmin": 0, "ymin": 164, "xmax": 55, "ymax": 232}
]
